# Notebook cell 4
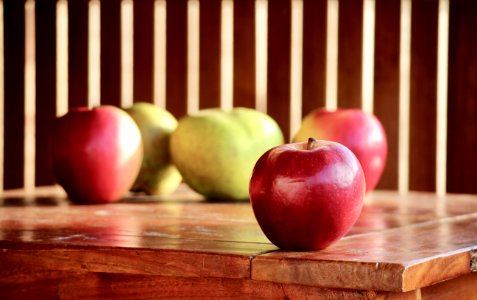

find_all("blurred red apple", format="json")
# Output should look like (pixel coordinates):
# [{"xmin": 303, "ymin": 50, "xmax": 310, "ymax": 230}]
[
  {"xmin": 249, "ymin": 138, "xmax": 365, "ymax": 250},
  {"xmin": 293, "ymin": 108, "xmax": 387, "ymax": 192},
  {"xmin": 50, "ymin": 106, "xmax": 143, "ymax": 204}
]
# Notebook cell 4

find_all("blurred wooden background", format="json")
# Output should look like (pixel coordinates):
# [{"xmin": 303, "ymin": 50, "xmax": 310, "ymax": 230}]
[{"xmin": 1, "ymin": 0, "xmax": 476, "ymax": 195}]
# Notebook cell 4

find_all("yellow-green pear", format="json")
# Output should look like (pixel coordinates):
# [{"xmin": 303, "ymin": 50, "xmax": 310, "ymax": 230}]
[
  {"xmin": 170, "ymin": 107, "xmax": 284, "ymax": 200},
  {"xmin": 125, "ymin": 102, "xmax": 182, "ymax": 195}
]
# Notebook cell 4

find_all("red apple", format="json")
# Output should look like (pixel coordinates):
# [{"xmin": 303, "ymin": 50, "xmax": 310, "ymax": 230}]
[
  {"xmin": 293, "ymin": 108, "xmax": 387, "ymax": 192},
  {"xmin": 50, "ymin": 106, "xmax": 143, "ymax": 204},
  {"xmin": 249, "ymin": 138, "xmax": 365, "ymax": 250}
]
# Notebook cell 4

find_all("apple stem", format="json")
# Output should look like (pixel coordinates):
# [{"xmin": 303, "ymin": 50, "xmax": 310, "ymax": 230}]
[{"xmin": 307, "ymin": 138, "xmax": 318, "ymax": 150}]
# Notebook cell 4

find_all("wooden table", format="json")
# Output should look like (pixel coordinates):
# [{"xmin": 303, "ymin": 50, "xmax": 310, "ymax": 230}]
[{"xmin": 1, "ymin": 186, "xmax": 476, "ymax": 299}]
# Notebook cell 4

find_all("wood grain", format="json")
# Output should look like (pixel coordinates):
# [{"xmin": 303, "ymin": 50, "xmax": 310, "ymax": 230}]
[
  {"xmin": 252, "ymin": 213, "xmax": 477, "ymax": 292},
  {"xmin": 1, "ymin": 263, "xmax": 473, "ymax": 299},
  {"xmin": 420, "ymin": 273, "xmax": 477, "ymax": 300},
  {"xmin": 0, "ymin": 271, "xmax": 383, "ymax": 300},
  {"xmin": 0, "ymin": 248, "xmax": 252, "ymax": 280},
  {"xmin": 373, "ymin": 0, "xmax": 401, "ymax": 190},
  {"xmin": 1, "ymin": 188, "xmax": 477, "ymax": 295},
  {"xmin": 0, "ymin": 270, "xmax": 89, "ymax": 300}
]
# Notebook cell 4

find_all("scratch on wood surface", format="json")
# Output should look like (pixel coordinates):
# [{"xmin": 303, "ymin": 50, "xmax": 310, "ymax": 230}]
[
  {"xmin": 280, "ymin": 283, "xmax": 289, "ymax": 300},
  {"xmin": 471, "ymin": 249, "xmax": 477, "ymax": 272}
]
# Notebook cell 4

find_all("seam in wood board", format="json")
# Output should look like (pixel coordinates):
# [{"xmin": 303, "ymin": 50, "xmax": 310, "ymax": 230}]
[
  {"xmin": 416, "ymin": 288, "xmax": 422, "ymax": 300},
  {"xmin": 471, "ymin": 248, "xmax": 477, "ymax": 272}
]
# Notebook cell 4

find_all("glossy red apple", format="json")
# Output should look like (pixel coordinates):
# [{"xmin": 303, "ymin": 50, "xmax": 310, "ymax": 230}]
[
  {"xmin": 50, "ymin": 106, "xmax": 143, "ymax": 204},
  {"xmin": 293, "ymin": 108, "xmax": 387, "ymax": 192},
  {"xmin": 249, "ymin": 138, "xmax": 365, "ymax": 250}
]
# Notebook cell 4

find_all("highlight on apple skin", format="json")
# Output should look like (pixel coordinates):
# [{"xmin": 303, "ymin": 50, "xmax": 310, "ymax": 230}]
[
  {"xmin": 293, "ymin": 108, "xmax": 387, "ymax": 193},
  {"xmin": 249, "ymin": 138, "xmax": 365, "ymax": 251},
  {"xmin": 50, "ymin": 105, "xmax": 143, "ymax": 204}
]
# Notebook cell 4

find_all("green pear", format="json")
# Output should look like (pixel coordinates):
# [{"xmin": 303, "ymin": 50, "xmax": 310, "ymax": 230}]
[
  {"xmin": 170, "ymin": 107, "xmax": 284, "ymax": 200},
  {"xmin": 125, "ymin": 102, "xmax": 182, "ymax": 195}
]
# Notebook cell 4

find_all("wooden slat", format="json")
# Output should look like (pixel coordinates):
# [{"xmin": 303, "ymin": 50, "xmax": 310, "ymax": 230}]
[
  {"xmin": 252, "ymin": 214, "xmax": 477, "ymax": 292},
  {"xmin": 0, "ymin": 248, "xmax": 253, "ymax": 280},
  {"xmin": 133, "ymin": 0, "xmax": 154, "ymax": 103},
  {"xmin": 35, "ymin": 0, "xmax": 57, "ymax": 187},
  {"xmin": 374, "ymin": 0, "xmax": 401, "ymax": 190},
  {"xmin": 421, "ymin": 273, "xmax": 477, "ymax": 299},
  {"xmin": 166, "ymin": 0, "xmax": 188, "ymax": 118},
  {"xmin": 0, "ymin": 271, "xmax": 384, "ymax": 299},
  {"xmin": 199, "ymin": 0, "xmax": 221, "ymax": 109},
  {"xmin": 100, "ymin": 0, "xmax": 121, "ymax": 106},
  {"xmin": 301, "ymin": 0, "xmax": 327, "ymax": 117},
  {"xmin": 0, "ymin": 270, "xmax": 81, "ymax": 300},
  {"xmin": 233, "ymin": 0, "xmax": 255, "ymax": 109},
  {"xmin": 0, "ymin": 198, "xmax": 275, "ymax": 255},
  {"xmin": 409, "ymin": 0, "xmax": 438, "ymax": 192},
  {"xmin": 68, "ymin": 0, "xmax": 89, "ymax": 108},
  {"xmin": 3, "ymin": 0, "xmax": 26, "ymax": 189},
  {"xmin": 447, "ymin": 0, "xmax": 477, "ymax": 194},
  {"xmin": 267, "ymin": 0, "xmax": 292, "ymax": 140},
  {"xmin": 337, "ymin": 0, "xmax": 363, "ymax": 108}
]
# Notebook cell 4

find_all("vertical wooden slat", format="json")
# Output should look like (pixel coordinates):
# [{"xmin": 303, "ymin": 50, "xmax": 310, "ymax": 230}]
[
  {"xmin": 267, "ymin": 0, "xmax": 291, "ymax": 140},
  {"xmin": 337, "ymin": 0, "xmax": 363, "ymax": 108},
  {"xmin": 199, "ymin": 0, "xmax": 221, "ymax": 109},
  {"xmin": 68, "ymin": 0, "xmax": 89, "ymax": 108},
  {"xmin": 302, "ymin": 0, "xmax": 327, "ymax": 117},
  {"xmin": 374, "ymin": 0, "xmax": 400, "ymax": 190},
  {"xmin": 134, "ymin": 0, "xmax": 154, "ymax": 103},
  {"xmin": 447, "ymin": 0, "xmax": 477, "ymax": 194},
  {"xmin": 100, "ymin": 0, "xmax": 121, "ymax": 106},
  {"xmin": 3, "ymin": 0, "xmax": 26, "ymax": 189},
  {"xmin": 409, "ymin": 0, "xmax": 439, "ymax": 192},
  {"xmin": 35, "ymin": 0, "xmax": 56, "ymax": 186},
  {"xmin": 166, "ymin": 0, "xmax": 188, "ymax": 118},
  {"xmin": 233, "ymin": 0, "xmax": 255, "ymax": 109}
]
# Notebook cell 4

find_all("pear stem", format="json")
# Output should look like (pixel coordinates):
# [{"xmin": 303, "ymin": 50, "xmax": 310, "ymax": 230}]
[{"xmin": 307, "ymin": 137, "xmax": 318, "ymax": 150}]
